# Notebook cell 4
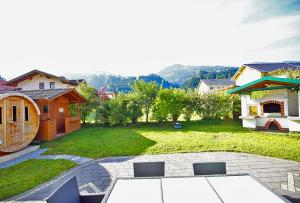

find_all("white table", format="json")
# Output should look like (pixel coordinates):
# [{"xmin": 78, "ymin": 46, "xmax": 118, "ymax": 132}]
[{"xmin": 103, "ymin": 174, "xmax": 290, "ymax": 203}]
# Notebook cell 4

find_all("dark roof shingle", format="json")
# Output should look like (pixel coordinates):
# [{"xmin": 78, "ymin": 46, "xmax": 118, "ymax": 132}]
[
  {"xmin": 19, "ymin": 89, "xmax": 71, "ymax": 100},
  {"xmin": 245, "ymin": 63, "xmax": 300, "ymax": 72},
  {"xmin": 200, "ymin": 79, "xmax": 235, "ymax": 86}
]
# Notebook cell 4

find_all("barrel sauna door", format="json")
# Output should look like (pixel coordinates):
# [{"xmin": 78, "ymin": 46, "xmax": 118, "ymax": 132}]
[{"xmin": 6, "ymin": 98, "xmax": 24, "ymax": 146}]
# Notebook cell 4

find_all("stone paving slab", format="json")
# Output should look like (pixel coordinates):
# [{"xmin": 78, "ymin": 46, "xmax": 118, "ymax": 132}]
[
  {"xmin": 5, "ymin": 152, "xmax": 300, "ymax": 203},
  {"xmin": 0, "ymin": 149, "xmax": 48, "ymax": 169},
  {"xmin": 0, "ymin": 149, "xmax": 92, "ymax": 169}
]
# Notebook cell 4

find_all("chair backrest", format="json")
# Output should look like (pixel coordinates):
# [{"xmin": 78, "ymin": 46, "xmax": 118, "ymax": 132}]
[
  {"xmin": 193, "ymin": 162, "xmax": 226, "ymax": 175},
  {"xmin": 133, "ymin": 162, "xmax": 165, "ymax": 177},
  {"xmin": 47, "ymin": 176, "xmax": 81, "ymax": 203}
]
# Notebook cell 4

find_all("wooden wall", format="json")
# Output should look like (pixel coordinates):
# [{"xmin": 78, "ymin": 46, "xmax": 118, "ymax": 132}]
[{"xmin": 34, "ymin": 95, "xmax": 81, "ymax": 141}]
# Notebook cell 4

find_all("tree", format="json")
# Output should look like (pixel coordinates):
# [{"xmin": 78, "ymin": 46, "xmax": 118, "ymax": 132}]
[
  {"xmin": 95, "ymin": 101, "xmax": 110, "ymax": 125},
  {"xmin": 165, "ymin": 88, "xmax": 186, "ymax": 122},
  {"xmin": 152, "ymin": 98, "xmax": 169, "ymax": 122},
  {"xmin": 77, "ymin": 82, "xmax": 98, "ymax": 124},
  {"xmin": 108, "ymin": 93, "xmax": 129, "ymax": 126},
  {"xmin": 127, "ymin": 93, "xmax": 143, "ymax": 124},
  {"xmin": 183, "ymin": 89, "xmax": 197, "ymax": 121},
  {"xmin": 132, "ymin": 80, "xmax": 159, "ymax": 123},
  {"xmin": 152, "ymin": 88, "xmax": 186, "ymax": 122}
]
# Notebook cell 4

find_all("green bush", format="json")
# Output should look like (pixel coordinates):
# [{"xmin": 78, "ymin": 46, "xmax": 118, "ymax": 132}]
[{"xmin": 195, "ymin": 91, "xmax": 238, "ymax": 120}]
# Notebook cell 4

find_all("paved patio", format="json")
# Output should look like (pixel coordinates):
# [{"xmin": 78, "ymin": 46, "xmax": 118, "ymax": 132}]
[{"xmin": 6, "ymin": 152, "xmax": 300, "ymax": 202}]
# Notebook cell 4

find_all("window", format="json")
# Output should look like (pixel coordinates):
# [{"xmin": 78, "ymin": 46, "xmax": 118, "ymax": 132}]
[
  {"xmin": 0, "ymin": 107, "xmax": 2, "ymax": 124},
  {"xmin": 43, "ymin": 105, "xmax": 49, "ymax": 113},
  {"xmin": 39, "ymin": 82, "xmax": 45, "ymax": 90},
  {"xmin": 59, "ymin": 107, "xmax": 64, "ymax": 113},
  {"xmin": 13, "ymin": 106, "xmax": 17, "ymax": 121},
  {"xmin": 210, "ymin": 87, "xmax": 214, "ymax": 90},
  {"xmin": 50, "ymin": 82, "xmax": 55, "ymax": 89},
  {"xmin": 25, "ymin": 107, "xmax": 29, "ymax": 121}
]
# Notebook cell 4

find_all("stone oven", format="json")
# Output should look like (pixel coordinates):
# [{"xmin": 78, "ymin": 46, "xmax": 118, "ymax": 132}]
[{"xmin": 260, "ymin": 100, "xmax": 284, "ymax": 117}]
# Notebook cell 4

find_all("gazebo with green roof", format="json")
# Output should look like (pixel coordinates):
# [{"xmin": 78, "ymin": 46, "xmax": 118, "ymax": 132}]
[
  {"xmin": 227, "ymin": 76, "xmax": 300, "ymax": 132},
  {"xmin": 227, "ymin": 76, "xmax": 300, "ymax": 94}
]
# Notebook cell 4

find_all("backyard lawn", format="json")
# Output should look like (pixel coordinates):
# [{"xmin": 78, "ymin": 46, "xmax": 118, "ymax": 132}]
[
  {"xmin": 42, "ymin": 120, "xmax": 300, "ymax": 162},
  {"xmin": 0, "ymin": 159, "xmax": 77, "ymax": 200}
]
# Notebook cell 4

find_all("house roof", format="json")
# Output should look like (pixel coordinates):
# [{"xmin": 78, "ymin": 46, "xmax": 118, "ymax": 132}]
[
  {"xmin": 227, "ymin": 76, "xmax": 300, "ymax": 94},
  {"xmin": 0, "ymin": 84, "xmax": 15, "ymax": 91},
  {"xmin": 232, "ymin": 62, "xmax": 300, "ymax": 81},
  {"xmin": 6, "ymin": 69, "xmax": 78, "ymax": 87},
  {"xmin": 18, "ymin": 88, "xmax": 86, "ymax": 103},
  {"xmin": 244, "ymin": 63, "xmax": 300, "ymax": 72},
  {"xmin": 69, "ymin": 79, "xmax": 86, "ymax": 85},
  {"xmin": 0, "ymin": 80, "xmax": 7, "ymax": 85},
  {"xmin": 200, "ymin": 79, "xmax": 235, "ymax": 86}
]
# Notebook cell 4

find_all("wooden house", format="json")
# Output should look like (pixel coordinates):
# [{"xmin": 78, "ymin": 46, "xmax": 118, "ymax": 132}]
[
  {"xmin": 0, "ymin": 92, "xmax": 40, "ymax": 152},
  {"xmin": 18, "ymin": 88, "xmax": 86, "ymax": 141}
]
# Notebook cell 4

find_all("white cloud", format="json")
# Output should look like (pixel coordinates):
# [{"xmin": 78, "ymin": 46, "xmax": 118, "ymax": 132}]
[{"xmin": 0, "ymin": 0, "xmax": 299, "ymax": 79}]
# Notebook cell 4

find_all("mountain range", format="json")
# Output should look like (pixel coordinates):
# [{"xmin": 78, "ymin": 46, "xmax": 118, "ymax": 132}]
[
  {"xmin": 158, "ymin": 64, "xmax": 238, "ymax": 86},
  {"xmin": 66, "ymin": 64, "xmax": 239, "ymax": 92}
]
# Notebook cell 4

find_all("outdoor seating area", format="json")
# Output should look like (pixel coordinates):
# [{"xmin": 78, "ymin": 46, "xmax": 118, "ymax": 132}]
[
  {"xmin": 46, "ymin": 161, "xmax": 291, "ymax": 203},
  {"xmin": 101, "ymin": 161, "xmax": 290, "ymax": 203}
]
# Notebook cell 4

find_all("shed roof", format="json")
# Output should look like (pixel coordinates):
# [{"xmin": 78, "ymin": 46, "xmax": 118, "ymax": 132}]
[
  {"xmin": 19, "ymin": 88, "xmax": 86, "ymax": 103},
  {"xmin": 227, "ymin": 76, "xmax": 300, "ymax": 94},
  {"xmin": 200, "ymin": 79, "xmax": 235, "ymax": 86}
]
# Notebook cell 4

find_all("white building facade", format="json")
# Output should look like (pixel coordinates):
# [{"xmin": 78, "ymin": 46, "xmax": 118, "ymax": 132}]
[
  {"xmin": 6, "ymin": 70, "xmax": 77, "ymax": 91},
  {"xmin": 198, "ymin": 79, "xmax": 235, "ymax": 95}
]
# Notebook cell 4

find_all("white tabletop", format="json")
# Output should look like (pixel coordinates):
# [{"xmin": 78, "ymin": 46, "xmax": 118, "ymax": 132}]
[
  {"xmin": 207, "ymin": 175, "xmax": 286, "ymax": 203},
  {"xmin": 104, "ymin": 175, "xmax": 289, "ymax": 203},
  {"xmin": 162, "ymin": 177, "xmax": 222, "ymax": 203},
  {"xmin": 105, "ymin": 179, "xmax": 162, "ymax": 203}
]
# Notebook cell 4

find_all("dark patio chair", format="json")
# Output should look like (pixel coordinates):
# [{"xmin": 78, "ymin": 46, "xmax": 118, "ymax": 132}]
[
  {"xmin": 193, "ymin": 162, "xmax": 226, "ymax": 175},
  {"xmin": 133, "ymin": 162, "xmax": 165, "ymax": 177},
  {"xmin": 47, "ymin": 176, "xmax": 105, "ymax": 203}
]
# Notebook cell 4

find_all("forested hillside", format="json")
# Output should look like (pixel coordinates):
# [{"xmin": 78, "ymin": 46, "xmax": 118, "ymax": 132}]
[{"xmin": 157, "ymin": 64, "xmax": 238, "ymax": 86}]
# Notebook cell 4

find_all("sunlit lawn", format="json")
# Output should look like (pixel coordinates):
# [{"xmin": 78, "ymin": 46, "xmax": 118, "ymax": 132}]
[
  {"xmin": 0, "ymin": 159, "xmax": 77, "ymax": 200},
  {"xmin": 42, "ymin": 120, "xmax": 300, "ymax": 162}
]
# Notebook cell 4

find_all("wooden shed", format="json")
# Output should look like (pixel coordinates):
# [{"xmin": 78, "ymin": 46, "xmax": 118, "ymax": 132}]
[
  {"xmin": 20, "ymin": 88, "xmax": 86, "ymax": 141},
  {"xmin": 0, "ymin": 92, "xmax": 40, "ymax": 152}
]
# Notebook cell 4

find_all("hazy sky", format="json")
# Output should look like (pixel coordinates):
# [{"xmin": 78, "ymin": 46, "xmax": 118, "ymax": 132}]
[{"xmin": 0, "ymin": 0, "xmax": 300, "ymax": 79}]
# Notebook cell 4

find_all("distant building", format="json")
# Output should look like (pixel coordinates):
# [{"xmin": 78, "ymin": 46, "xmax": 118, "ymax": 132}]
[
  {"xmin": 197, "ymin": 79, "xmax": 235, "ymax": 95},
  {"xmin": 5, "ymin": 69, "xmax": 81, "ymax": 91},
  {"xmin": 98, "ymin": 87, "xmax": 116, "ymax": 101}
]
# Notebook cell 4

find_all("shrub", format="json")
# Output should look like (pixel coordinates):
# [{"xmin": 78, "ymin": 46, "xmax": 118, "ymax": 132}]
[
  {"xmin": 196, "ymin": 91, "xmax": 233, "ymax": 120},
  {"xmin": 108, "ymin": 93, "xmax": 129, "ymax": 126}
]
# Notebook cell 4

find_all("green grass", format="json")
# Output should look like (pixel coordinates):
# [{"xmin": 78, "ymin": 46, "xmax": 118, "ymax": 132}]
[
  {"xmin": 42, "ymin": 120, "xmax": 300, "ymax": 162},
  {"xmin": 0, "ymin": 159, "xmax": 77, "ymax": 200}
]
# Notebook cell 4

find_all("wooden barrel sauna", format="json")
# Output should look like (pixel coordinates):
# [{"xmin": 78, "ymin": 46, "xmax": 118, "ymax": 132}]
[{"xmin": 0, "ymin": 92, "xmax": 40, "ymax": 152}]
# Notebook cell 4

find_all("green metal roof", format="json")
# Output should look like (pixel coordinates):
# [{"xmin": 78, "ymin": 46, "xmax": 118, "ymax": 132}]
[{"xmin": 227, "ymin": 76, "xmax": 300, "ymax": 94}]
